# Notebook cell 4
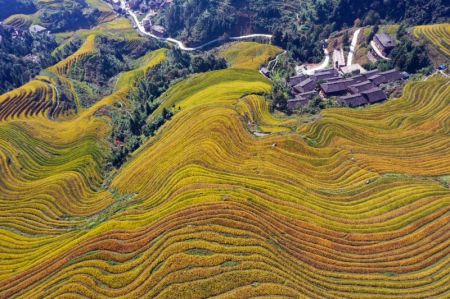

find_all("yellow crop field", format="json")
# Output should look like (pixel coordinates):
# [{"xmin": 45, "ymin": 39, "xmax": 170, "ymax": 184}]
[
  {"xmin": 0, "ymin": 78, "xmax": 57, "ymax": 121},
  {"xmin": 0, "ymin": 38, "xmax": 449, "ymax": 298},
  {"xmin": 414, "ymin": 23, "xmax": 450, "ymax": 57},
  {"xmin": 50, "ymin": 34, "xmax": 98, "ymax": 76},
  {"xmin": 115, "ymin": 49, "xmax": 167, "ymax": 92},
  {"xmin": 219, "ymin": 42, "xmax": 282, "ymax": 70}
]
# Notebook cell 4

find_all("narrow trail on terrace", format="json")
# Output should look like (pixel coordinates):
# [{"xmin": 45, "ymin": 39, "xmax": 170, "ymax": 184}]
[
  {"xmin": 117, "ymin": 0, "xmax": 272, "ymax": 51},
  {"xmin": 347, "ymin": 28, "xmax": 361, "ymax": 66}
]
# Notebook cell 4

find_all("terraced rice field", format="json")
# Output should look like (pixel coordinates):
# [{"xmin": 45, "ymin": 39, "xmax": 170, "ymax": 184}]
[
  {"xmin": 219, "ymin": 42, "xmax": 282, "ymax": 70},
  {"xmin": 0, "ymin": 40, "xmax": 449, "ymax": 298},
  {"xmin": 0, "ymin": 77, "xmax": 58, "ymax": 120},
  {"xmin": 50, "ymin": 34, "xmax": 98, "ymax": 76},
  {"xmin": 414, "ymin": 23, "xmax": 450, "ymax": 58}
]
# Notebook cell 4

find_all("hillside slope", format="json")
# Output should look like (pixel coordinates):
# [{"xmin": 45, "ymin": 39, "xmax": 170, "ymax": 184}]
[{"xmin": 0, "ymin": 37, "xmax": 449, "ymax": 296}]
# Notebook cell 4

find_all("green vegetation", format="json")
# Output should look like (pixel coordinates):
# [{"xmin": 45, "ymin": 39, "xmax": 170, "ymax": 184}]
[
  {"xmin": 36, "ymin": 0, "xmax": 102, "ymax": 32},
  {"xmin": 161, "ymin": 0, "xmax": 300, "ymax": 46},
  {"xmin": 109, "ymin": 48, "xmax": 227, "ymax": 168},
  {"xmin": 0, "ymin": 0, "xmax": 35, "ymax": 20},
  {"xmin": 0, "ymin": 24, "xmax": 57, "ymax": 94},
  {"xmin": 364, "ymin": 24, "xmax": 432, "ymax": 74}
]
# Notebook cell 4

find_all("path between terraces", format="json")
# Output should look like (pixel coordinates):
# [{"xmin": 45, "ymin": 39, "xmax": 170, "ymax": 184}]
[
  {"xmin": 347, "ymin": 28, "xmax": 361, "ymax": 66},
  {"xmin": 117, "ymin": 0, "xmax": 272, "ymax": 51}
]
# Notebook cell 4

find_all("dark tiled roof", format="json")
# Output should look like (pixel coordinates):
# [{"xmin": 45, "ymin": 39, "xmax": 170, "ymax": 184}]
[
  {"xmin": 299, "ymin": 78, "xmax": 314, "ymax": 87},
  {"xmin": 288, "ymin": 74, "xmax": 307, "ymax": 86},
  {"xmin": 362, "ymin": 88, "xmax": 387, "ymax": 103},
  {"xmin": 320, "ymin": 79, "xmax": 354, "ymax": 94},
  {"xmin": 380, "ymin": 69, "xmax": 402, "ymax": 82},
  {"xmin": 338, "ymin": 94, "xmax": 368, "ymax": 107},
  {"xmin": 375, "ymin": 33, "xmax": 396, "ymax": 48},
  {"xmin": 287, "ymin": 97, "xmax": 309, "ymax": 109},
  {"xmin": 363, "ymin": 69, "xmax": 380, "ymax": 79},
  {"xmin": 368, "ymin": 74, "xmax": 387, "ymax": 86},
  {"xmin": 293, "ymin": 78, "xmax": 316, "ymax": 93},
  {"xmin": 351, "ymin": 75, "xmax": 366, "ymax": 83},
  {"xmin": 298, "ymin": 91, "xmax": 317, "ymax": 99},
  {"xmin": 313, "ymin": 69, "xmax": 339, "ymax": 81},
  {"xmin": 324, "ymin": 76, "xmax": 342, "ymax": 83},
  {"xmin": 260, "ymin": 67, "xmax": 270, "ymax": 76},
  {"xmin": 314, "ymin": 68, "xmax": 338, "ymax": 76},
  {"xmin": 348, "ymin": 80, "xmax": 376, "ymax": 94}
]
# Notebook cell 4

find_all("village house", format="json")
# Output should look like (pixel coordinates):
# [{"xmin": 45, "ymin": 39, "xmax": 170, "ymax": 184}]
[
  {"xmin": 338, "ymin": 93, "xmax": 368, "ymax": 107},
  {"xmin": 348, "ymin": 80, "xmax": 376, "ymax": 94},
  {"xmin": 324, "ymin": 77, "xmax": 342, "ymax": 83},
  {"xmin": 320, "ymin": 78, "xmax": 355, "ymax": 96},
  {"xmin": 373, "ymin": 33, "xmax": 396, "ymax": 56},
  {"xmin": 151, "ymin": 25, "xmax": 167, "ymax": 37},
  {"xmin": 288, "ymin": 97, "xmax": 309, "ymax": 110},
  {"xmin": 143, "ymin": 19, "xmax": 152, "ymax": 32},
  {"xmin": 260, "ymin": 67, "xmax": 271, "ymax": 78},
  {"xmin": 380, "ymin": 69, "xmax": 402, "ymax": 82},
  {"xmin": 350, "ymin": 74, "xmax": 367, "ymax": 84},
  {"xmin": 129, "ymin": 0, "xmax": 141, "ymax": 10},
  {"xmin": 363, "ymin": 69, "xmax": 380, "ymax": 79},
  {"xmin": 112, "ymin": 3, "xmax": 122, "ymax": 13},
  {"xmin": 361, "ymin": 88, "xmax": 387, "ymax": 104},
  {"xmin": 29, "ymin": 25, "xmax": 48, "ymax": 34},
  {"xmin": 312, "ymin": 68, "xmax": 339, "ymax": 82},
  {"xmin": 288, "ymin": 74, "xmax": 307, "ymax": 87},
  {"xmin": 367, "ymin": 74, "xmax": 386, "ymax": 86},
  {"xmin": 293, "ymin": 78, "xmax": 316, "ymax": 94},
  {"xmin": 288, "ymin": 91, "xmax": 318, "ymax": 109}
]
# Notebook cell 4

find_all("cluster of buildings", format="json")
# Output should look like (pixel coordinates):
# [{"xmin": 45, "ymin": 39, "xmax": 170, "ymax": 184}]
[
  {"xmin": 259, "ymin": 29, "xmax": 411, "ymax": 111},
  {"xmin": 287, "ymin": 67, "xmax": 404, "ymax": 109},
  {"xmin": 264, "ymin": 30, "xmax": 406, "ymax": 110}
]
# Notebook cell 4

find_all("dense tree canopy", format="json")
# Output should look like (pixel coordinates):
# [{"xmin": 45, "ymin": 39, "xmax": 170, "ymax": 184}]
[{"xmin": 0, "ymin": 25, "xmax": 57, "ymax": 94}]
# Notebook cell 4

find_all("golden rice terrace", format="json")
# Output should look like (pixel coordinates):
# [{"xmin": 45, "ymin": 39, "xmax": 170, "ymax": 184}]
[{"xmin": 0, "ymin": 5, "xmax": 449, "ymax": 298}]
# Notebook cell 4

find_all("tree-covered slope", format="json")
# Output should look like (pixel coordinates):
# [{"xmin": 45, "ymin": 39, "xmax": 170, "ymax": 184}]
[
  {"xmin": 157, "ymin": 0, "xmax": 450, "ymax": 46},
  {"xmin": 0, "ymin": 0, "xmax": 36, "ymax": 21}
]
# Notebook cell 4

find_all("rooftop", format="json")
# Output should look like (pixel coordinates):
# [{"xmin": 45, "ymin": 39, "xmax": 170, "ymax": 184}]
[
  {"xmin": 380, "ymin": 69, "xmax": 403, "ymax": 82},
  {"xmin": 363, "ymin": 69, "xmax": 380, "ymax": 78},
  {"xmin": 362, "ymin": 87, "xmax": 387, "ymax": 103},
  {"xmin": 348, "ymin": 80, "xmax": 376, "ymax": 93},
  {"xmin": 375, "ymin": 33, "xmax": 396, "ymax": 48},
  {"xmin": 321, "ymin": 79, "xmax": 354, "ymax": 94},
  {"xmin": 299, "ymin": 78, "xmax": 315, "ymax": 87},
  {"xmin": 29, "ymin": 25, "xmax": 47, "ymax": 34},
  {"xmin": 339, "ymin": 93, "xmax": 368, "ymax": 107}
]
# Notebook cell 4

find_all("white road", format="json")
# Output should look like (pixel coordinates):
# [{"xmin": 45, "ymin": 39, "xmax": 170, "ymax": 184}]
[
  {"xmin": 347, "ymin": 28, "xmax": 361, "ymax": 66},
  {"xmin": 118, "ymin": 0, "xmax": 272, "ymax": 51},
  {"xmin": 301, "ymin": 49, "xmax": 330, "ymax": 75}
]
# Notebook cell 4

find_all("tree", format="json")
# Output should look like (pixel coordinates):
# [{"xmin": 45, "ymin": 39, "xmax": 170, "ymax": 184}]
[{"xmin": 272, "ymin": 29, "xmax": 283, "ymax": 46}]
